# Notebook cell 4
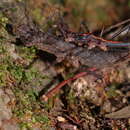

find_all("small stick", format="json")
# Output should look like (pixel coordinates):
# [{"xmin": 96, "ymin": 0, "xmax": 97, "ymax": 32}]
[
  {"xmin": 41, "ymin": 68, "xmax": 97, "ymax": 101},
  {"xmin": 42, "ymin": 72, "xmax": 87, "ymax": 101},
  {"xmin": 41, "ymin": 72, "xmax": 87, "ymax": 101}
]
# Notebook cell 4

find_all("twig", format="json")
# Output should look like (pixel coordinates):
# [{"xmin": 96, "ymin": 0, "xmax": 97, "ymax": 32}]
[
  {"xmin": 41, "ymin": 68, "xmax": 97, "ymax": 101},
  {"xmin": 41, "ymin": 72, "xmax": 87, "ymax": 101}
]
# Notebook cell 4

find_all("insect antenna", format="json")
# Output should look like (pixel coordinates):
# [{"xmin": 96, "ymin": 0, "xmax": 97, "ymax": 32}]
[
  {"xmin": 111, "ymin": 23, "xmax": 130, "ymax": 40},
  {"xmin": 100, "ymin": 26, "xmax": 105, "ymax": 37},
  {"xmin": 103, "ymin": 18, "xmax": 130, "ymax": 35}
]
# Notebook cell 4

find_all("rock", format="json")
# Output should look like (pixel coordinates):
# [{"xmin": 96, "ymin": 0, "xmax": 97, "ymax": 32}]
[
  {"xmin": 0, "ymin": 89, "xmax": 12, "ymax": 126},
  {"xmin": 2, "ymin": 121, "xmax": 19, "ymax": 130},
  {"xmin": 71, "ymin": 74, "xmax": 105, "ymax": 106},
  {"xmin": 0, "ymin": 88, "xmax": 18, "ymax": 130}
]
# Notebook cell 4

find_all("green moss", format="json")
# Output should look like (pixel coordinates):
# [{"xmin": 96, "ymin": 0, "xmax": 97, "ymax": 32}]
[
  {"xmin": 0, "ymin": 59, "xmax": 11, "ymax": 87},
  {"xmin": 67, "ymin": 91, "xmax": 76, "ymax": 104},
  {"xmin": 106, "ymin": 84, "xmax": 118, "ymax": 98},
  {"xmin": 0, "ymin": 43, "xmax": 6, "ymax": 53},
  {"xmin": 13, "ymin": 87, "xmax": 51, "ymax": 129},
  {"xmin": 0, "ymin": 16, "xmax": 52, "ymax": 128},
  {"xmin": 33, "ymin": 114, "xmax": 50, "ymax": 124},
  {"xmin": 64, "ymin": 72, "xmax": 75, "ymax": 80},
  {"xmin": 13, "ymin": 89, "xmax": 37, "ymax": 117},
  {"xmin": 32, "ymin": 8, "xmax": 43, "ymax": 22},
  {"xmin": 0, "ymin": 13, "xmax": 8, "ymax": 27},
  {"xmin": 9, "ymin": 65, "xmax": 24, "ymax": 82},
  {"xmin": 16, "ymin": 46, "xmax": 37, "ymax": 62},
  {"xmin": 19, "ymin": 122, "xmax": 33, "ymax": 130},
  {"xmin": 24, "ymin": 68, "xmax": 38, "ymax": 82},
  {"xmin": 27, "ymin": 89, "xmax": 38, "ymax": 101},
  {"xmin": 0, "ymin": 68, "xmax": 8, "ymax": 87}
]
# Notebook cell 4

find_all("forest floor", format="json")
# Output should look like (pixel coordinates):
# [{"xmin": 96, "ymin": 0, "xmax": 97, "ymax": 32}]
[{"xmin": 0, "ymin": 0, "xmax": 130, "ymax": 129}]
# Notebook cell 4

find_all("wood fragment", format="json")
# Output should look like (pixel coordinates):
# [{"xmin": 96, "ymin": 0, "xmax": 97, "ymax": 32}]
[{"xmin": 105, "ymin": 105, "xmax": 130, "ymax": 119}]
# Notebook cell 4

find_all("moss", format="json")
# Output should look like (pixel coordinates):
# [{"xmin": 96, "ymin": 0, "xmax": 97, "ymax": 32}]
[
  {"xmin": 32, "ymin": 8, "xmax": 43, "ymax": 23},
  {"xmin": 0, "ymin": 37, "xmax": 51, "ymax": 128},
  {"xmin": 0, "ymin": 13, "xmax": 8, "ymax": 27},
  {"xmin": 24, "ymin": 68, "xmax": 37, "ymax": 82},
  {"xmin": 13, "ymin": 87, "xmax": 51, "ymax": 129},
  {"xmin": 15, "ymin": 46, "xmax": 37, "ymax": 63},
  {"xmin": 33, "ymin": 114, "xmax": 50, "ymax": 124},
  {"xmin": 9, "ymin": 65, "xmax": 24, "ymax": 82},
  {"xmin": 106, "ymin": 84, "xmax": 119, "ymax": 98},
  {"xmin": 19, "ymin": 122, "xmax": 33, "ymax": 130},
  {"xmin": 0, "ymin": 58, "xmax": 14, "ymax": 87},
  {"xmin": 67, "ymin": 90, "xmax": 76, "ymax": 104},
  {"xmin": 0, "ymin": 14, "xmax": 52, "ymax": 128}
]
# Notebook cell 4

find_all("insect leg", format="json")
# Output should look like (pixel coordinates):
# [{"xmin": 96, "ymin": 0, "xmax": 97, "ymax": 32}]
[
  {"xmin": 111, "ymin": 24, "xmax": 130, "ymax": 39},
  {"xmin": 79, "ymin": 21, "xmax": 90, "ymax": 33}
]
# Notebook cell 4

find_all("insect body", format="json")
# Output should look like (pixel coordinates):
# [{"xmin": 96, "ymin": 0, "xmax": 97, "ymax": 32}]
[
  {"xmin": 13, "ymin": 23, "xmax": 130, "ymax": 69},
  {"xmin": 11, "ymin": 20, "xmax": 130, "ymax": 101}
]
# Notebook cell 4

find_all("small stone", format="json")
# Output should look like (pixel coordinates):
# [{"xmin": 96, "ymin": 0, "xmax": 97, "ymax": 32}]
[
  {"xmin": 2, "ymin": 121, "xmax": 20, "ymax": 130},
  {"xmin": 101, "ymin": 100, "xmax": 112, "ymax": 113},
  {"xmin": 122, "ymin": 97, "xmax": 127, "ymax": 104},
  {"xmin": 57, "ymin": 116, "xmax": 66, "ymax": 122}
]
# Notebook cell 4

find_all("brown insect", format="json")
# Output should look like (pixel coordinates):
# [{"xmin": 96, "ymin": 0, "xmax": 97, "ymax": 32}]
[{"xmin": 11, "ymin": 18, "xmax": 130, "ymax": 101}]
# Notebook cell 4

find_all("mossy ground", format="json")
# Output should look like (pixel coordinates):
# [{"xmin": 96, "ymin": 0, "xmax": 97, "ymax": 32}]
[{"xmin": 0, "ymin": 12, "xmax": 54, "ymax": 129}]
